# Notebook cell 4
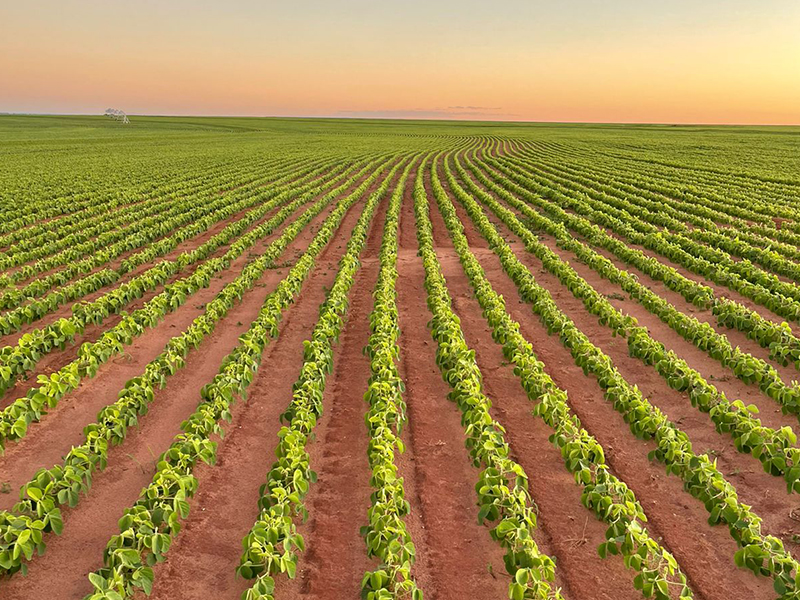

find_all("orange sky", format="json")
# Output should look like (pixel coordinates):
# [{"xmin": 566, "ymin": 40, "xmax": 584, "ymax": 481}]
[{"xmin": 1, "ymin": 1, "xmax": 799, "ymax": 124}]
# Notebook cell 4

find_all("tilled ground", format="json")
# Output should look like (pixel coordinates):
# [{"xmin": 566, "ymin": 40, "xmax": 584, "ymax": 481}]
[{"xmin": 2, "ymin": 155, "xmax": 799, "ymax": 600}]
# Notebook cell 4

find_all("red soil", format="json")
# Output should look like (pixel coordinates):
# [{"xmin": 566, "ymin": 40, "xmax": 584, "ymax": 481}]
[
  {"xmin": 0, "ymin": 166, "xmax": 363, "ymax": 411},
  {"xmin": 5, "ymin": 153, "xmax": 800, "ymax": 600},
  {"xmin": 143, "ymin": 187, "xmax": 382, "ymax": 600},
  {"xmin": 438, "ymin": 172, "xmax": 778, "ymax": 599},
  {"xmin": 430, "ymin": 218, "xmax": 640, "ymax": 599},
  {"xmin": 394, "ymin": 171, "xmax": 510, "ymax": 599},
  {"xmin": 0, "ymin": 168, "xmax": 381, "ymax": 600}
]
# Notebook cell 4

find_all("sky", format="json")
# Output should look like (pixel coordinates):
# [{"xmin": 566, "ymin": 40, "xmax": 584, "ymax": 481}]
[{"xmin": 1, "ymin": 0, "xmax": 799, "ymax": 124}]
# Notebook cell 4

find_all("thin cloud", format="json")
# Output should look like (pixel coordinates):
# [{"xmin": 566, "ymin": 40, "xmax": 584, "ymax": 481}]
[
  {"xmin": 447, "ymin": 105, "xmax": 502, "ymax": 111},
  {"xmin": 337, "ymin": 107, "xmax": 516, "ymax": 120}
]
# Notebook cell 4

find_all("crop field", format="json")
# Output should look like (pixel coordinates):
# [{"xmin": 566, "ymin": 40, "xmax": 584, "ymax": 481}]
[{"xmin": 3, "ymin": 115, "xmax": 800, "ymax": 600}]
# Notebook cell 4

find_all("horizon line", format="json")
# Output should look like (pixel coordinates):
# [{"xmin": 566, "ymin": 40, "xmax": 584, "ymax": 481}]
[{"xmin": 1, "ymin": 111, "xmax": 799, "ymax": 128}]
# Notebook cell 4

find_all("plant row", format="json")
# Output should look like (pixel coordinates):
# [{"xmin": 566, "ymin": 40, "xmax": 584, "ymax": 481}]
[
  {"xmin": 358, "ymin": 159, "xmax": 423, "ymax": 599},
  {"xmin": 0, "ymin": 155, "xmax": 382, "ymax": 579},
  {"xmin": 236, "ymin": 157, "xmax": 408, "ymax": 600},
  {"xmin": 516, "ymin": 142, "xmax": 800, "ymax": 227},
  {"xmin": 414, "ymin": 155, "xmax": 563, "ymax": 600},
  {"xmin": 0, "ymin": 152, "xmax": 297, "ymax": 261},
  {"xmin": 0, "ymin": 155, "xmax": 333, "ymax": 305},
  {"xmin": 491, "ymin": 153, "xmax": 800, "ymax": 325},
  {"xmin": 82, "ymin": 156, "xmax": 403, "ymax": 599},
  {"xmin": 520, "ymin": 143, "xmax": 800, "ymax": 249},
  {"xmin": 446, "ymin": 153, "xmax": 800, "ymax": 597},
  {"xmin": 0, "ymin": 157, "xmax": 384, "ymax": 450},
  {"xmin": 0, "ymin": 158, "xmax": 346, "ymax": 337},
  {"xmin": 432, "ymin": 152, "xmax": 691, "ymax": 599},
  {"xmin": 0, "ymin": 158, "xmax": 376, "ymax": 397},
  {"xmin": 450, "ymin": 155, "xmax": 800, "ymax": 490},
  {"xmin": 472, "ymin": 153, "xmax": 800, "ymax": 355},
  {"xmin": 0, "ymin": 154, "xmax": 305, "ymax": 268},
  {"xmin": 461, "ymin": 152, "xmax": 800, "ymax": 376}
]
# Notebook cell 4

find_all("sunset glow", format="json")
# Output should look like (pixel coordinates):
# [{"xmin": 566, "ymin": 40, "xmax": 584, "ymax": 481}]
[{"xmin": 2, "ymin": 0, "xmax": 799, "ymax": 124}]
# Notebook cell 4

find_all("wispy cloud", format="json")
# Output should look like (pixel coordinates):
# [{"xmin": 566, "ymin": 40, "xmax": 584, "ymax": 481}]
[
  {"xmin": 336, "ymin": 106, "xmax": 517, "ymax": 120},
  {"xmin": 447, "ymin": 105, "xmax": 502, "ymax": 111}
]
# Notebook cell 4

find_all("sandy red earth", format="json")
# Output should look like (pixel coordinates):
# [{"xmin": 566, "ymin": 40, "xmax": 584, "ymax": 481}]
[{"xmin": 2, "ymin": 151, "xmax": 800, "ymax": 600}]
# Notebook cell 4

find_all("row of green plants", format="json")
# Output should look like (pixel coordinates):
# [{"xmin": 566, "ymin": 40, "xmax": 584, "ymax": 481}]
[
  {"xmin": 0, "ymin": 270, "xmax": 118, "ymax": 337},
  {"xmin": 114, "ymin": 157, "xmax": 353, "ymax": 277},
  {"xmin": 535, "ymin": 148, "xmax": 800, "ymax": 262},
  {"xmin": 520, "ymin": 143, "xmax": 800, "ymax": 252},
  {"xmin": 518, "ymin": 138, "xmax": 800, "ymax": 231},
  {"xmin": 474, "ymin": 153, "xmax": 800, "ymax": 353},
  {"xmin": 571, "ymin": 151, "xmax": 800, "ymax": 273},
  {"xmin": 460, "ymin": 151, "xmax": 800, "ymax": 376},
  {"xmin": 449, "ymin": 153, "xmax": 800, "ymax": 492},
  {"xmin": 0, "ymin": 155, "xmax": 383, "ymax": 579},
  {"xmin": 0, "ymin": 158, "xmax": 376, "ymax": 396},
  {"xmin": 0, "ymin": 158, "xmax": 350, "ymax": 337},
  {"xmin": 0, "ymin": 185, "xmax": 160, "ymax": 240},
  {"xmin": 556, "ymin": 229, "xmax": 800, "ymax": 421},
  {"xmin": 0, "ymin": 166, "xmax": 294, "ymax": 300},
  {"xmin": 529, "ymin": 140, "xmax": 783, "ymax": 209},
  {"xmin": 446, "ymin": 153, "xmax": 800, "ymax": 597},
  {"xmin": 358, "ymin": 159, "xmax": 423, "ymax": 600},
  {"xmin": 80, "ymin": 156, "xmax": 404, "ymax": 600},
  {"xmin": 528, "ymin": 157, "xmax": 721, "ymax": 233},
  {"xmin": 0, "ymin": 154, "xmax": 303, "ymax": 267},
  {"xmin": 492, "ymin": 153, "xmax": 800, "ymax": 324},
  {"xmin": 236, "ymin": 157, "xmax": 408, "ymax": 600},
  {"xmin": 0, "ymin": 165, "xmax": 253, "ymax": 272},
  {"xmin": 431, "ymin": 152, "xmax": 691, "ymax": 599},
  {"xmin": 0, "ymin": 155, "xmax": 333, "ymax": 304},
  {"xmin": 670, "ymin": 235, "xmax": 800, "ymax": 305},
  {"xmin": 0, "ymin": 151, "xmax": 297, "ymax": 248},
  {"xmin": 465, "ymin": 148, "xmax": 800, "ymax": 414},
  {"xmin": 694, "ymin": 227, "xmax": 800, "ymax": 266},
  {"xmin": 557, "ymin": 141, "xmax": 800, "ymax": 254},
  {"xmin": 712, "ymin": 301, "xmax": 800, "ymax": 368},
  {"xmin": 525, "ymin": 147, "xmax": 776, "ymax": 231},
  {"xmin": 0, "ymin": 153, "xmax": 286, "ymax": 263},
  {"xmin": 0, "ymin": 192, "xmax": 177, "ymax": 270},
  {"xmin": 414, "ymin": 155, "xmax": 563, "ymax": 600},
  {"xmin": 0, "ymin": 147, "xmax": 253, "ymax": 240},
  {"xmin": 459, "ymin": 153, "xmax": 712, "ymax": 309},
  {"xmin": 0, "ymin": 158, "xmax": 387, "ymax": 449},
  {"xmin": 516, "ymin": 140, "xmax": 799, "ymax": 225}
]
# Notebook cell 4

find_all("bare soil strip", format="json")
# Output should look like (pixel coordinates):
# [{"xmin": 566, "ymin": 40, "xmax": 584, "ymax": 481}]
[
  {"xmin": 388, "ymin": 169, "xmax": 511, "ymax": 600},
  {"xmin": 271, "ymin": 205, "xmax": 387, "ymax": 599}
]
